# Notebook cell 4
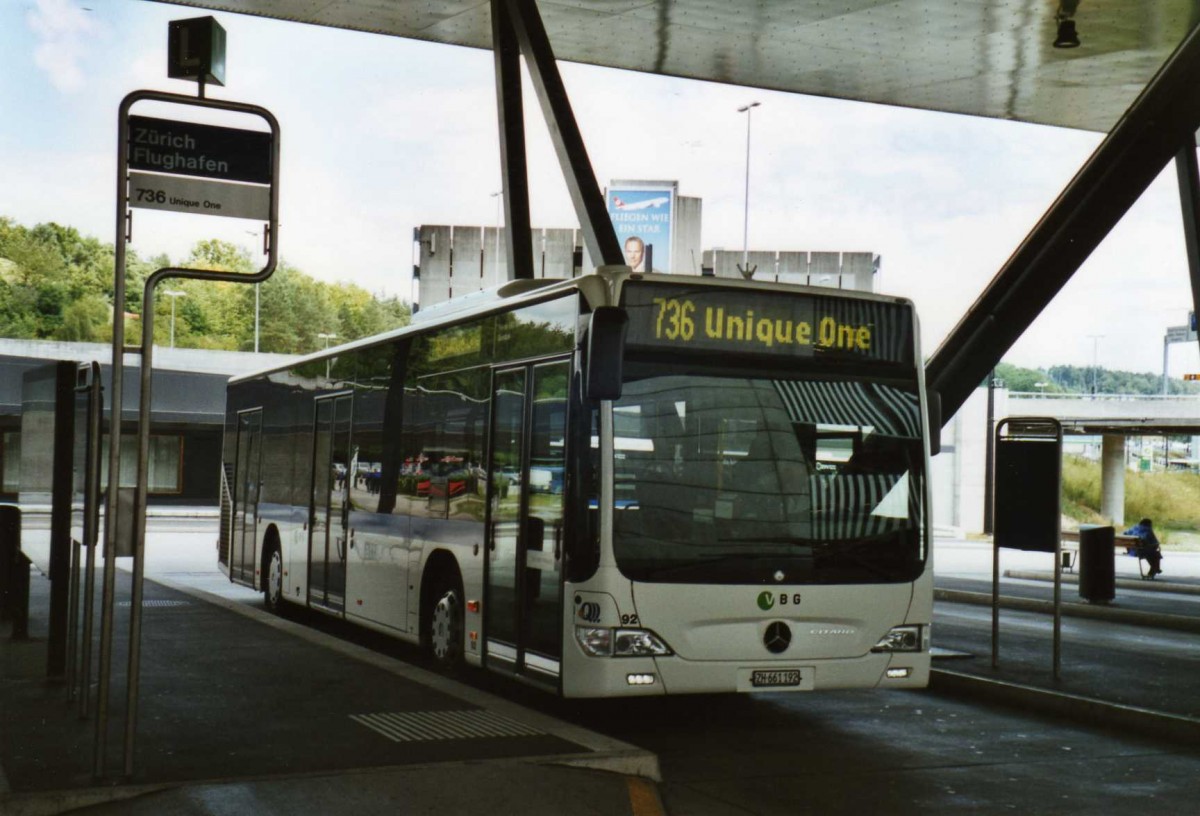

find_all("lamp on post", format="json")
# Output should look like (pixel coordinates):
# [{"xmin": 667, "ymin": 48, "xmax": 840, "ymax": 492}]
[
  {"xmin": 490, "ymin": 190, "xmax": 503, "ymax": 282},
  {"xmin": 245, "ymin": 229, "xmax": 262, "ymax": 352},
  {"xmin": 163, "ymin": 290, "xmax": 186, "ymax": 348},
  {"xmin": 318, "ymin": 332, "xmax": 337, "ymax": 379},
  {"xmin": 737, "ymin": 101, "xmax": 761, "ymax": 277},
  {"xmin": 1087, "ymin": 334, "xmax": 1104, "ymax": 395}
]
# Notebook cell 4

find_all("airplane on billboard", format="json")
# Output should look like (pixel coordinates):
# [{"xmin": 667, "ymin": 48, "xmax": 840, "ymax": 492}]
[{"xmin": 611, "ymin": 195, "xmax": 669, "ymax": 211}]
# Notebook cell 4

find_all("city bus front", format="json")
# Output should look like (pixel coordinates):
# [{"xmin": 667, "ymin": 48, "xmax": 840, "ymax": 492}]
[{"xmin": 563, "ymin": 277, "xmax": 933, "ymax": 697}]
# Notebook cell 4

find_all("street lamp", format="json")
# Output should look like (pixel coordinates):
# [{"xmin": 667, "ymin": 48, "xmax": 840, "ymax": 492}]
[
  {"xmin": 163, "ymin": 290, "xmax": 185, "ymax": 349},
  {"xmin": 1087, "ymin": 334, "xmax": 1104, "ymax": 395},
  {"xmin": 490, "ymin": 190, "xmax": 503, "ymax": 281},
  {"xmin": 245, "ymin": 230, "xmax": 261, "ymax": 353},
  {"xmin": 737, "ymin": 101, "xmax": 761, "ymax": 272},
  {"xmin": 318, "ymin": 332, "xmax": 338, "ymax": 379}
]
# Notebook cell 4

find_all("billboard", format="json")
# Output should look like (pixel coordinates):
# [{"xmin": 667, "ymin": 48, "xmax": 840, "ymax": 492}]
[{"xmin": 607, "ymin": 180, "xmax": 676, "ymax": 273}]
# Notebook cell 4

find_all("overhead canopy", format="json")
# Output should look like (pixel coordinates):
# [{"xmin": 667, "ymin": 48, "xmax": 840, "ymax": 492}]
[{"xmin": 154, "ymin": 0, "xmax": 1197, "ymax": 133}]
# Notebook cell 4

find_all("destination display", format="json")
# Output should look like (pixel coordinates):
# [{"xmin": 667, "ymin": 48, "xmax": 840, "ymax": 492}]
[
  {"xmin": 127, "ymin": 115, "xmax": 272, "ymax": 184},
  {"xmin": 621, "ymin": 282, "xmax": 914, "ymax": 364}
]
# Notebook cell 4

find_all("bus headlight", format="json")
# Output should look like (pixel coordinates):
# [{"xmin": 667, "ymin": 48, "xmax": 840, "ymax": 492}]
[
  {"xmin": 575, "ymin": 627, "xmax": 613, "ymax": 656},
  {"xmin": 575, "ymin": 627, "xmax": 673, "ymax": 657},
  {"xmin": 871, "ymin": 625, "xmax": 923, "ymax": 653},
  {"xmin": 613, "ymin": 629, "xmax": 672, "ymax": 657}
]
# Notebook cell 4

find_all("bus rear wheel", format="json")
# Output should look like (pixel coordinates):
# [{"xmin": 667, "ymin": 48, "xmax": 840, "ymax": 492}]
[
  {"xmin": 428, "ymin": 576, "xmax": 464, "ymax": 670},
  {"xmin": 264, "ymin": 544, "xmax": 284, "ymax": 614}
]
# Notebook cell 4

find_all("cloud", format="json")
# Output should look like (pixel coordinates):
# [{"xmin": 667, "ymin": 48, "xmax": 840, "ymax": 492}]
[{"xmin": 26, "ymin": 0, "xmax": 102, "ymax": 93}]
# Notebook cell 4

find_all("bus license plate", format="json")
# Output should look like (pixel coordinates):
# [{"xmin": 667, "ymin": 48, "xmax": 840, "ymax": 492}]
[{"xmin": 751, "ymin": 670, "xmax": 802, "ymax": 688}]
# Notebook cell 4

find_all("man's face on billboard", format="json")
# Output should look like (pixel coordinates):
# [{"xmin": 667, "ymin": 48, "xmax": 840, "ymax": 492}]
[{"xmin": 624, "ymin": 237, "xmax": 644, "ymax": 270}]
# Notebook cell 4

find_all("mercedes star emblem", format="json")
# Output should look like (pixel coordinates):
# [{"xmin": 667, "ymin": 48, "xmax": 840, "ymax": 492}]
[{"xmin": 764, "ymin": 621, "xmax": 792, "ymax": 654}]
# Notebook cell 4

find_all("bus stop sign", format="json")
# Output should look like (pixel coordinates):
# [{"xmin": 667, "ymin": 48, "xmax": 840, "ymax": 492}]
[{"xmin": 127, "ymin": 115, "xmax": 272, "ymax": 220}]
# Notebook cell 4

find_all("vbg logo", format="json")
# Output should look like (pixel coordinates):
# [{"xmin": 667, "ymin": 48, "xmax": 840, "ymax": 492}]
[{"xmin": 757, "ymin": 591, "xmax": 802, "ymax": 611}]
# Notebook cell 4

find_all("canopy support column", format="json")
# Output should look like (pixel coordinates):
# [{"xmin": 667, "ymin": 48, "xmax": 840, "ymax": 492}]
[
  {"xmin": 491, "ymin": 0, "xmax": 533, "ymax": 280},
  {"xmin": 1101, "ymin": 434, "xmax": 1126, "ymax": 526}
]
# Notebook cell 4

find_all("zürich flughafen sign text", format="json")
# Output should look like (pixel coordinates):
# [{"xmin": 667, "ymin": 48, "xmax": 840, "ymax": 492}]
[{"xmin": 128, "ymin": 115, "xmax": 271, "ymax": 184}]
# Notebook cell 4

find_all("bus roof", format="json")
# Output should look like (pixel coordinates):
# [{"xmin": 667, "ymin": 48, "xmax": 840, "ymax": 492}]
[{"xmin": 228, "ymin": 271, "xmax": 915, "ymax": 385}]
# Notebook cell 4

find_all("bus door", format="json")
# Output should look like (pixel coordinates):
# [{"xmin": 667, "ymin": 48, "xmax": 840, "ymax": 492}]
[
  {"xmin": 309, "ymin": 393, "xmax": 352, "ymax": 612},
  {"xmin": 485, "ymin": 360, "xmax": 569, "ymax": 683},
  {"xmin": 232, "ymin": 409, "xmax": 262, "ymax": 584}
]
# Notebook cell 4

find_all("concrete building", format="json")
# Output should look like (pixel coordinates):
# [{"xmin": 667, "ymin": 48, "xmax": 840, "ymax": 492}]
[
  {"xmin": 702, "ymin": 249, "xmax": 878, "ymax": 291},
  {"xmin": 931, "ymin": 386, "xmax": 1004, "ymax": 536},
  {"xmin": 0, "ymin": 339, "xmax": 298, "ymax": 506},
  {"xmin": 415, "ymin": 196, "xmax": 877, "ymax": 307}
]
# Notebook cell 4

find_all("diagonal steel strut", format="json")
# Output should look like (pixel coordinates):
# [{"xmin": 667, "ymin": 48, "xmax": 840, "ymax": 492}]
[
  {"xmin": 926, "ymin": 22, "xmax": 1200, "ymax": 419},
  {"xmin": 501, "ymin": 0, "xmax": 624, "ymax": 269},
  {"xmin": 491, "ymin": 0, "xmax": 533, "ymax": 279}
]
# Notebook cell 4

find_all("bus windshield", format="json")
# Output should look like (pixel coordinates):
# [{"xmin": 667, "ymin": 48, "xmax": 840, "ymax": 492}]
[{"xmin": 610, "ymin": 369, "xmax": 925, "ymax": 585}]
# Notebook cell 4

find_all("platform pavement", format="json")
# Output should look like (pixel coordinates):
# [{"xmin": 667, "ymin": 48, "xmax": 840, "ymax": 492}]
[
  {"xmin": 5, "ymin": 522, "xmax": 1199, "ymax": 815},
  {"xmin": 0, "ymin": 559, "xmax": 661, "ymax": 816},
  {"xmin": 930, "ymin": 537, "xmax": 1200, "ymax": 740}
]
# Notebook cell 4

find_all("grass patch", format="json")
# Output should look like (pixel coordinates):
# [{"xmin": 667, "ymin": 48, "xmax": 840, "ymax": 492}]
[{"xmin": 1060, "ymin": 454, "xmax": 1200, "ymax": 546}]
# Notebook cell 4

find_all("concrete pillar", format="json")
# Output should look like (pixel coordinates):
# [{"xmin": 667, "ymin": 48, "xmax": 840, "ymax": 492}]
[{"xmin": 1100, "ymin": 434, "xmax": 1126, "ymax": 526}]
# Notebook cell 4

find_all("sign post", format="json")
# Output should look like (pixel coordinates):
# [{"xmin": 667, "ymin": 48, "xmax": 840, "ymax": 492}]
[
  {"xmin": 96, "ymin": 16, "xmax": 280, "ymax": 783},
  {"xmin": 1162, "ymin": 316, "xmax": 1199, "ymax": 394},
  {"xmin": 992, "ymin": 417, "xmax": 1064, "ymax": 679}
]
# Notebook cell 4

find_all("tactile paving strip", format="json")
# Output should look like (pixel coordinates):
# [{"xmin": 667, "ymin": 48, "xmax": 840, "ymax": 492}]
[{"xmin": 350, "ymin": 709, "xmax": 545, "ymax": 743}]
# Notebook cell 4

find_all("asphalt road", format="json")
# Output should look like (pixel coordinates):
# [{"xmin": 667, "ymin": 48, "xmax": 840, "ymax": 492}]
[
  {"xmin": 34, "ymin": 529, "xmax": 1200, "ymax": 815},
  {"xmin": 362, "ymin": 596, "xmax": 1200, "ymax": 816}
]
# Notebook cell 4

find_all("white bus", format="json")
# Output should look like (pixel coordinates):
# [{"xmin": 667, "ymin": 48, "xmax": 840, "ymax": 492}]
[{"xmin": 220, "ymin": 268, "xmax": 935, "ymax": 696}]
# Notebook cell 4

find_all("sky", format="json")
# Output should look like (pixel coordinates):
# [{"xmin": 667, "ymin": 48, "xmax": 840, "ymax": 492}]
[{"xmin": 2, "ymin": 0, "xmax": 1199, "ymax": 380}]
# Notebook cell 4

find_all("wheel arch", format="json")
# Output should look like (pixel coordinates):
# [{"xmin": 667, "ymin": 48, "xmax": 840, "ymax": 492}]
[
  {"xmin": 419, "ymin": 548, "xmax": 463, "ymax": 647},
  {"xmin": 259, "ymin": 524, "xmax": 282, "ymax": 592}
]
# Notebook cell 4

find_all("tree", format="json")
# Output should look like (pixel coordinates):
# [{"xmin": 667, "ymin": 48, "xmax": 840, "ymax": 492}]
[
  {"xmin": 0, "ymin": 216, "xmax": 413, "ymax": 354},
  {"xmin": 994, "ymin": 362, "xmax": 1059, "ymax": 393},
  {"xmin": 185, "ymin": 240, "xmax": 255, "ymax": 274},
  {"xmin": 56, "ymin": 294, "xmax": 111, "ymax": 342}
]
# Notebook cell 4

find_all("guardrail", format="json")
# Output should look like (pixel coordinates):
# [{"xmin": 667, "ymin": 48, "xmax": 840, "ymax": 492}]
[{"xmin": 1010, "ymin": 392, "xmax": 1200, "ymax": 401}]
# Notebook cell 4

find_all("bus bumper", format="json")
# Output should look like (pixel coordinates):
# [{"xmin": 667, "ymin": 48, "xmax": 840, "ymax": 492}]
[{"xmin": 561, "ymin": 651, "xmax": 930, "ymax": 697}]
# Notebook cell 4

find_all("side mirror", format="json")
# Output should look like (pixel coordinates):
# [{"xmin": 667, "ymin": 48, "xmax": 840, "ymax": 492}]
[
  {"xmin": 926, "ymin": 389, "xmax": 942, "ymax": 456},
  {"xmin": 586, "ymin": 306, "xmax": 628, "ymax": 402}
]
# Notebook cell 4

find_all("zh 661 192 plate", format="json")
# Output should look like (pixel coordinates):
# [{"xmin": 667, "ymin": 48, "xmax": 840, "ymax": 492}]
[{"xmin": 751, "ymin": 669, "xmax": 802, "ymax": 688}]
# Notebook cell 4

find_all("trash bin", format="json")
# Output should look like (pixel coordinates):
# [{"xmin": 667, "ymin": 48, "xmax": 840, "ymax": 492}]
[{"xmin": 1078, "ymin": 524, "xmax": 1115, "ymax": 603}]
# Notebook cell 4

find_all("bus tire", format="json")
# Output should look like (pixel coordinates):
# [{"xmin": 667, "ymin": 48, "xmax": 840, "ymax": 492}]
[
  {"xmin": 263, "ymin": 535, "xmax": 284, "ymax": 615},
  {"xmin": 427, "ymin": 573, "xmax": 464, "ymax": 670}
]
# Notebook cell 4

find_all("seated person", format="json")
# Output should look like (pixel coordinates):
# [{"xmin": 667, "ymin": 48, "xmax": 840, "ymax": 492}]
[{"xmin": 1123, "ymin": 517, "xmax": 1163, "ymax": 578}]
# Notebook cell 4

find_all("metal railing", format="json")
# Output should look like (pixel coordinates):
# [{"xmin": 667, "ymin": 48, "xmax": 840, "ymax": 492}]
[{"xmin": 1010, "ymin": 391, "xmax": 1200, "ymax": 401}]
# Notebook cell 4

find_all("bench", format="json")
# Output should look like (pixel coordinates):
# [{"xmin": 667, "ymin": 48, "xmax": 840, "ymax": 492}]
[{"xmin": 1059, "ymin": 530, "xmax": 1152, "ymax": 578}]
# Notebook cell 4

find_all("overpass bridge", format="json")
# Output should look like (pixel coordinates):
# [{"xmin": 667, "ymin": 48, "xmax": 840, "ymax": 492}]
[
  {"xmin": 1007, "ymin": 392, "xmax": 1200, "ymax": 435},
  {"xmin": 1002, "ymin": 391, "xmax": 1200, "ymax": 529},
  {"xmin": 933, "ymin": 388, "xmax": 1200, "ymax": 536}
]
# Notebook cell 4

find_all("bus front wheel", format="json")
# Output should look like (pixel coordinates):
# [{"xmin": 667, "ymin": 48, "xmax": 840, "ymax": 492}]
[{"xmin": 428, "ymin": 576, "xmax": 464, "ymax": 670}]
